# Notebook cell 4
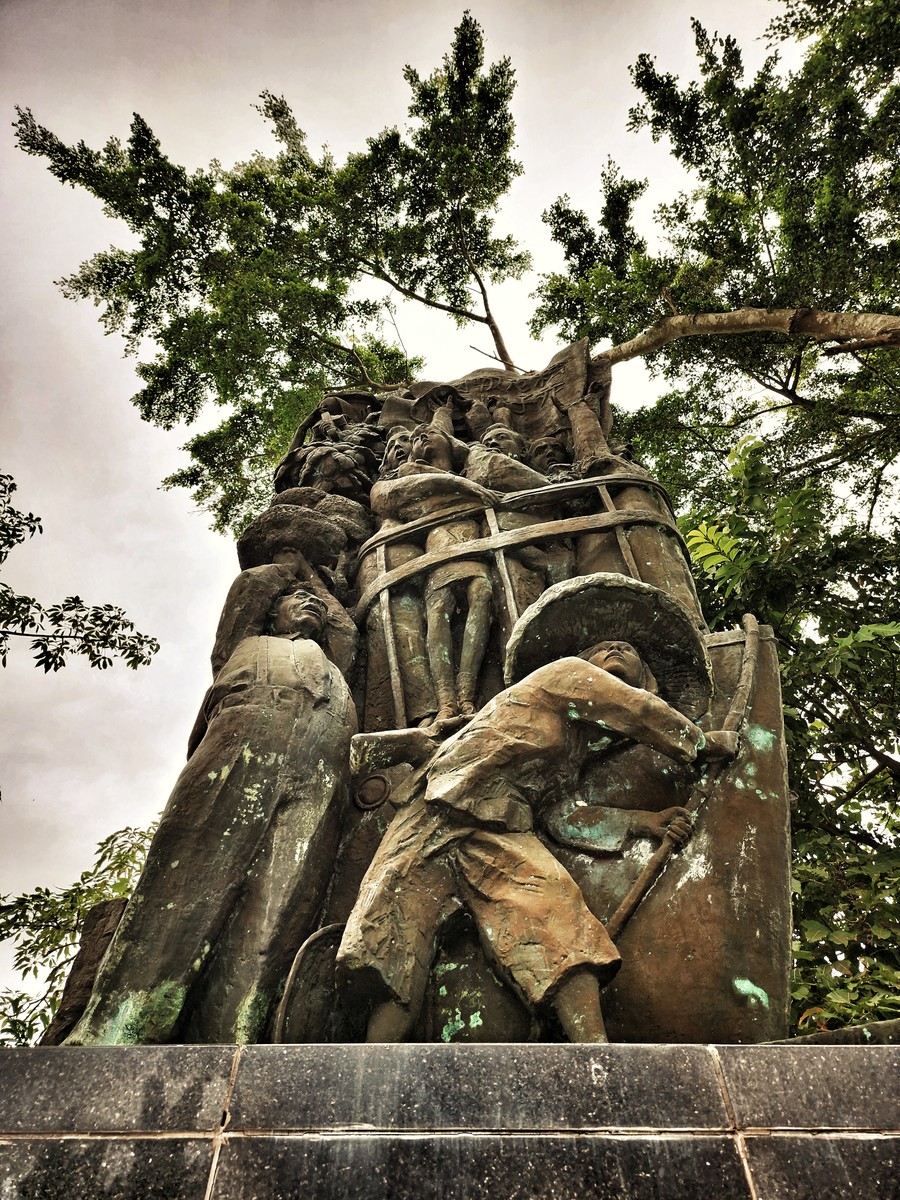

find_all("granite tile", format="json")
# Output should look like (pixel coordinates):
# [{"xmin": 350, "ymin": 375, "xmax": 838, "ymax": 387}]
[
  {"xmin": 0, "ymin": 1137, "xmax": 213, "ymax": 1199},
  {"xmin": 230, "ymin": 1044, "xmax": 728, "ymax": 1132},
  {"xmin": 715, "ymin": 1045, "xmax": 899, "ymax": 1130},
  {"xmin": 0, "ymin": 1046, "xmax": 236, "ymax": 1134},
  {"xmin": 744, "ymin": 1134, "xmax": 900, "ymax": 1200},
  {"xmin": 212, "ymin": 1134, "xmax": 749, "ymax": 1199}
]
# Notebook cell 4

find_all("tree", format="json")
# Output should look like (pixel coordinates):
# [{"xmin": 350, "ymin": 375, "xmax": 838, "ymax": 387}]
[
  {"xmin": 8, "ymin": 3, "xmax": 899, "ymax": 1036},
  {"xmin": 13, "ymin": 12, "xmax": 525, "ymax": 533},
  {"xmin": 0, "ymin": 824, "xmax": 154, "ymax": 1046},
  {"xmin": 0, "ymin": 473, "xmax": 159, "ymax": 672},
  {"xmin": 531, "ymin": 0, "xmax": 900, "ymax": 1032}
]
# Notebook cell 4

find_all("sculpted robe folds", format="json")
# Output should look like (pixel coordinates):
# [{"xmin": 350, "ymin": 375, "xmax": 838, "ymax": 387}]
[{"xmin": 69, "ymin": 634, "xmax": 356, "ymax": 1045}]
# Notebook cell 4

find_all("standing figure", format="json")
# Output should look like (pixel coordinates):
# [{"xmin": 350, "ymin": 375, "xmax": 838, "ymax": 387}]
[
  {"xmin": 464, "ymin": 424, "xmax": 574, "ymax": 624},
  {"xmin": 361, "ymin": 427, "xmax": 437, "ymax": 731},
  {"xmin": 68, "ymin": 582, "xmax": 357, "ymax": 1045},
  {"xmin": 371, "ymin": 419, "xmax": 497, "ymax": 728}
]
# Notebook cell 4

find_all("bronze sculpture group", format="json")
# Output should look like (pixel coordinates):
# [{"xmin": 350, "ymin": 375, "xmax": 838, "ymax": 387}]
[{"xmin": 62, "ymin": 341, "xmax": 792, "ymax": 1048}]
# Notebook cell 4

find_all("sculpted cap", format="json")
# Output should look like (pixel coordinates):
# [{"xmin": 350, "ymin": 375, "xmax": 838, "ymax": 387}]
[{"xmin": 237, "ymin": 505, "xmax": 347, "ymax": 570}]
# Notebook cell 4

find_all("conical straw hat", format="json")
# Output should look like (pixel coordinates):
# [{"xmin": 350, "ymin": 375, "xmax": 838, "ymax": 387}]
[{"xmin": 504, "ymin": 572, "xmax": 712, "ymax": 717}]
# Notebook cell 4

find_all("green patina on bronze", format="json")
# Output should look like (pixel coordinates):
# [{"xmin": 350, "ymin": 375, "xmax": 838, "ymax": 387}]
[
  {"xmin": 746, "ymin": 724, "xmax": 776, "ymax": 753},
  {"xmin": 97, "ymin": 982, "xmax": 188, "ymax": 1044},
  {"xmin": 733, "ymin": 977, "xmax": 770, "ymax": 1009},
  {"xmin": 442, "ymin": 1009, "xmax": 466, "ymax": 1041},
  {"xmin": 234, "ymin": 988, "xmax": 272, "ymax": 1044}
]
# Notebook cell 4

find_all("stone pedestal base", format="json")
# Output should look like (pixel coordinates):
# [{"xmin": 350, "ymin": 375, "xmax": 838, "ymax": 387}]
[{"xmin": 1, "ymin": 1044, "xmax": 896, "ymax": 1197}]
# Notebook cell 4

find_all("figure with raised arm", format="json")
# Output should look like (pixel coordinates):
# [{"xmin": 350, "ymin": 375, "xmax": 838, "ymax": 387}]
[{"xmin": 337, "ymin": 574, "xmax": 737, "ymax": 1043}]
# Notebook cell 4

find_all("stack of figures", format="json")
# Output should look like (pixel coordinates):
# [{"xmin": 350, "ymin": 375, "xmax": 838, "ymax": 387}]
[{"xmin": 57, "ymin": 341, "xmax": 792, "ymax": 1048}]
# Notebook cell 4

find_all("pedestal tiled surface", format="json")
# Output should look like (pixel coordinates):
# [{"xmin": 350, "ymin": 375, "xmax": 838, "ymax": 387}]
[{"xmin": 1, "ymin": 1044, "xmax": 897, "ymax": 1198}]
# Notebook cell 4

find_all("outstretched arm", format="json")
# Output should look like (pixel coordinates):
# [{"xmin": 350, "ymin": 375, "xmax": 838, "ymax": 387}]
[
  {"xmin": 543, "ymin": 798, "xmax": 694, "ymax": 855},
  {"xmin": 556, "ymin": 659, "xmax": 706, "ymax": 765}
]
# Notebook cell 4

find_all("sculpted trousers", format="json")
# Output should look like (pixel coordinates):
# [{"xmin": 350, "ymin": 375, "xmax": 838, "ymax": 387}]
[{"xmin": 338, "ymin": 795, "xmax": 621, "ymax": 1010}]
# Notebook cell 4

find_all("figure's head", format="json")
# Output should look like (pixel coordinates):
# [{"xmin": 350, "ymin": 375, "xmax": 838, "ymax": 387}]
[
  {"xmin": 580, "ymin": 640, "xmax": 658, "ymax": 692},
  {"xmin": 481, "ymin": 424, "xmax": 527, "ymax": 460},
  {"xmin": 382, "ymin": 428, "xmax": 412, "ymax": 474},
  {"xmin": 410, "ymin": 422, "xmax": 454, "ymax": 470},
  {"xmin": 530, "ymin": 435, "xmax": 571, "ymax": 474},
  {"xmin": 267, "ymin": 588, "xmax": 328, "ymax": 640},
  {"xmin": 503, "ymin": 573, "xmax": 713, "ymax": 718}
]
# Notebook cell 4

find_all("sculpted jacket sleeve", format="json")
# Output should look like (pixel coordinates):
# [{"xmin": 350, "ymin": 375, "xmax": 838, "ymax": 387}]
[{"xmin": 547, "ymin": 658, "xmax": 706, "ymax": 764}]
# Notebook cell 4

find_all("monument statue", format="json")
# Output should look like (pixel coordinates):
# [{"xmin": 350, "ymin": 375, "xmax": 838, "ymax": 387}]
[
  {"xmin": 337, "ymin": 575, "xmax": 739, "ymax": 1044},
  {"xmin": 59, "ymin": 339, "xmax": 792, "ymax": 1048}
]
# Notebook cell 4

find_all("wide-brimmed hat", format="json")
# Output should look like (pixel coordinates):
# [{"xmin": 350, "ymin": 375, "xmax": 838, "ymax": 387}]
[
  {"xmin": 504, "ymin": 572, "xmax": 712, "ymax": 717},
  {"xmin": 237, "ymin": 505, "xmax": 347, "ymax": 570}
]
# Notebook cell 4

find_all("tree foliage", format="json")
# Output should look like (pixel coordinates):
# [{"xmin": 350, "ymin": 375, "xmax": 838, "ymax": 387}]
[
  {"xmin": 13, "ymin": 12, "xmax": 525, "ymax": 533},
  {"xmin": 0, "ymin": 474, "xmax": 159, "ymax": 671},
  {"xmin": 0, "ymin": 825, "xmax": 154, "ymax": 1046},
  {"xmin": 680, "ymin": 440, "xmax": 900, "ymax": 1031}
]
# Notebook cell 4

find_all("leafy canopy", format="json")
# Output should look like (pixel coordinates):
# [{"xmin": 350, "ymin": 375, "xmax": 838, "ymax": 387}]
[
  {"xmin": 0, "ymin": 474, "xmax": 158, "ymax": 672},
  {"xmin": 14, "ymin": 12, "xmax": 525, "ymax": 533}
]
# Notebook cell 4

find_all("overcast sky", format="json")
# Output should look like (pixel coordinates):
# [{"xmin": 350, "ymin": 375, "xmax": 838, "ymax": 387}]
[{"xmin": 0, "ymin": 0, "xmax": 777, "ymax": 994}]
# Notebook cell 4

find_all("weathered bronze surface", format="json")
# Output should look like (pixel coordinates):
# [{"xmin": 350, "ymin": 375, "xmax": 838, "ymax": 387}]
[{"xmin": 67, "ymin": 340, "xmax": 792, "ymax": 1046}]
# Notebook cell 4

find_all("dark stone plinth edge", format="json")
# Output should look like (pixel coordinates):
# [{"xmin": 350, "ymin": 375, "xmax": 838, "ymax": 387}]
[
  {"xmin": 204, "ymin": 1044, "xmax": 243, "ymax": 1196},
  {"xmin": 709, "ymin": 1044, "xmax": 759, "ymax": 1198},
  {"xmin": 2, "ymin": 1045, "xmax": 898, "ymax": 1200},
  {"xmin": 5, "ymin": 1128, "xmax": 896, "ymax": 1142},
  {"xmin": 769, "ymin": 1017, "xmax": 900, "ymax": 1045}
]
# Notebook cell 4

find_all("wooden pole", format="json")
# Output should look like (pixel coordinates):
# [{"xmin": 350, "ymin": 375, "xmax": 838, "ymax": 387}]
[{"xmin": 605, "ymin": 613, "xmax": 761, "ymax": 941}]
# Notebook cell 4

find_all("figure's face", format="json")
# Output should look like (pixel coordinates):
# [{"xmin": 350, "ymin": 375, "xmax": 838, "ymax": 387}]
[
  {"xmin": 531, "ymin": 438, "xmax": 569, "ymax": 472},
  {"xmin": 587, "ymin": 641, "xmax": 645, "ymax": 688},
  {"xmin": 384, "ymin": 430, "xmax": 411, "ymax": 470},
  {"xmin": 482, "ymin": 427, "xmax": 525, "ymax": 459},
  {"xmin": 271, "ymin": 592, "xmax": 326, "ymax": 639},
  {"xmin": 411, "ymin": 425, "xmax": 452, "ymax": 468}
]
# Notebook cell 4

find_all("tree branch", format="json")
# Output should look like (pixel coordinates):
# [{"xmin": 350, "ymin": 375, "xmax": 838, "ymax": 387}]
[
  {"xmin": 840, "ymin": 762, "xmax": 892, "ymax": 807},
  {"xmin": 866, "ymin": 463, "xmax": 888, "ymax": 532},
  {"xmin": 452, "ymin": 211, "xmax": 517, "ymax": 371},
  {"xmin": 742, "ymin": 367, "xmax": 813, "ymax": 409},
  {"xmin": 809, "ymin": 687, "xmax": 900, "ymax": 778},
  {"xmin": 359, "ymin": 261, "xmax": 489, "ymax": 326},
  {"xmin": 0, "ymin": 630, "xmax": 84, "ymax": 640},
  {"xmin": 806, "ymin": 814, "xmax": 888, "ymax": 852},
  {"xmin": 298, "ymin": 326, "xmax": 402, "ymax": 392},
  {"xmin": 726, "ymin": 400, "xmax": 804, "ymax": 428},
  {"xmin": 823, "ymin": 332, "xmax": 900, "ymax": 356},
  {"xmin": 788, "ymin": 430, "xmax": 890, "ymax": 478},
  {"xmin": 592, "ymin": 308, "xmax": 900, "ymax": 368}
]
